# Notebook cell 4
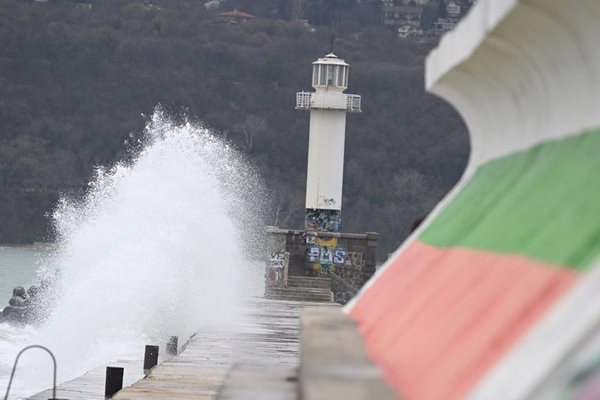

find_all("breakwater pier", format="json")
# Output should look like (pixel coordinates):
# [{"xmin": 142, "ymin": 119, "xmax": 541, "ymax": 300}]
[{"xmin": 27, "ymin": 298, "xmax": 344, "ymax": 399}]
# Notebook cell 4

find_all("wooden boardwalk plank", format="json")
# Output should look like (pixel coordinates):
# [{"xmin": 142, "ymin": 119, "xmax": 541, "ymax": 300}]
[
  {"xmin": 30, "ymin": 297, "xmax": 337, "ymax": 400},
  {"xmin": 116, "ymin": 298, "xmax": 338, "ymax": 399},
  {"xmin": 28, "ymin": 359, "xmax": 144, "ymax": 400}
]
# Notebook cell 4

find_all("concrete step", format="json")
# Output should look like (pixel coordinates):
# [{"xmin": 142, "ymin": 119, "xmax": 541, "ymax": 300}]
[
  {"xmin": 267, "ymin": 288, "xmax": 330, "ymax": 296},
  {"xmin": 266, "ymin": 293, "xmax": 332, "ymax": 303},
  {"xmin": 288, "ymin": 276, "xmax": 330, "ymax": 283},
  {"xmin": 266, "ymin": 292, "xmax": 331, "ymax": 299},
  {"xmin": 286, "ymin": 283, "xmax": 331, "ymax": 290},
  {"xmin": 265, "ymin": 287, "xmax": 332, "ymax": 303},
  {"xmin": 287, "ymin": 276, "xmax": 331, "ymax": 290},
  {"xmin": 265, "ymin": 294, "xmax": 332, "ymax": 302}
]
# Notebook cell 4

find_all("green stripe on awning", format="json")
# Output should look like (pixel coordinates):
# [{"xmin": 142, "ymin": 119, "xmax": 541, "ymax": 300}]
[{"xmin": 420, "ymin": 128, "xmax": 600, "ymax": 270}]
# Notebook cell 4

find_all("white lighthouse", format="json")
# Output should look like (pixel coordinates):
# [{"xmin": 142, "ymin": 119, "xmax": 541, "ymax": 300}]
[{"xmin": 296, "ymin": 53, "xmax": 361, "ymax": 232}]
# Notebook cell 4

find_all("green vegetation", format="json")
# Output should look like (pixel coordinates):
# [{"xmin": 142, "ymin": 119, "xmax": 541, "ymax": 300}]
[{"xmin": 0, "ymin": 0, "xmax": 468, "ymax": 257}]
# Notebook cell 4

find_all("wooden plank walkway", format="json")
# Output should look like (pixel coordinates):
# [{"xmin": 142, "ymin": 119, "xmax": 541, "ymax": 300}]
[
  {"xmin": 28, "ymin": 359, "xmax": 144, "ymax": 400},
  {"xmin": 29, "ymin": 297, "xmax": 337, "ymax": 400},
  {"xmin": 115, "ymin": 298, "xmax": 338, "ymax": 399}
]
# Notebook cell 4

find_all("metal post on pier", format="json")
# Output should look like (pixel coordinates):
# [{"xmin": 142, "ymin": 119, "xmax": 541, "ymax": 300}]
[
  {"xmin": 104, "ymin": 366, "xmax": 124, "ymax": 398},
  {"xmin": 143, "ymin": 345, "xmax": 159, "ymax": 375}
]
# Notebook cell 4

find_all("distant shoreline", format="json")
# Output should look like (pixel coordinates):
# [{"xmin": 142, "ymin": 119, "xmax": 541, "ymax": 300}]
[{"xmin": 0, "ymin": 242, "xmax": 51, "ymax": 249}]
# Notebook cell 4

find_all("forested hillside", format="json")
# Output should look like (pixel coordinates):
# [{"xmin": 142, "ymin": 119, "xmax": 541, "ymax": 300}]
[{"xmin": 0, "ymin": 0, "xmax": 468, "ymax": 257}]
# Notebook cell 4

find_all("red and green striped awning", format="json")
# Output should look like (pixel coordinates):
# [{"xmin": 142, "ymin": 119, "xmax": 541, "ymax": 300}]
[{"xmin": 349, "ymin": 128, "xmax": 600, "ymax": 399}]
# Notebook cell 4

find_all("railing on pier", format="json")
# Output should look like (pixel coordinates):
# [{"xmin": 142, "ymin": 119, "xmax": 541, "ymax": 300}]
[{"xmin": 328, "ymin": 270, "xmax": 358, "ymax": 295}]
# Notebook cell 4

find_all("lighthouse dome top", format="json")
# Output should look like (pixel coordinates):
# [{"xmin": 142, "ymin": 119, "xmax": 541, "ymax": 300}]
[
  {"xmin": 311, "ymin": 53, "xmax": 350, "ymax": 91},
  {"xmin": 312, "ymin": 53, "xmax": 350, "ymax": 67}
]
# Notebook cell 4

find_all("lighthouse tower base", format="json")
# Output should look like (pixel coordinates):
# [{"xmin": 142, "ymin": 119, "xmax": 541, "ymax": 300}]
[{"xmin": 265, "ymin": 226, "xmax": 378, "ymax": 305}]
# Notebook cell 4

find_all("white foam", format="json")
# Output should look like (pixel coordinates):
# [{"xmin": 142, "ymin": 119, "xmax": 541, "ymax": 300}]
[{"xmin": 0, "ymin": 109, "xmax": 266, "ymax": 398}]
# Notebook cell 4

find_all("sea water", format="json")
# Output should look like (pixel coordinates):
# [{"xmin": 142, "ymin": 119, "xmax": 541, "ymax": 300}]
[
  {"xmin": 0, "ymin": 110, "xmax": 266, "ymax": 398},
  {"xmin": 0, "ymin": 248, "xmax": 43, "ymax": 304}
]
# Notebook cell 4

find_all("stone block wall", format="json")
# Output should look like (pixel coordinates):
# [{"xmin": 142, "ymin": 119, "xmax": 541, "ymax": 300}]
[{"xmin": 266, "ymin": 226, "xmax": 378, "ymax": 304}]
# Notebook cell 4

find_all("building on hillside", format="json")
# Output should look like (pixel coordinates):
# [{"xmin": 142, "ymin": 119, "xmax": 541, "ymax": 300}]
[
  {"xmin": 143, "ymin": 1, "xmax": 161, "ymax": 11},
  {"xmin": 381, "ymin": 0, "xmax": 473, "ymax": 37},
  {"xmin": 445, "ymin": 0, "xmax": 461, "ymax": 20},
  {"xmin": 216, "ymin": 10, "xmax": 255, "ymax": 24},
  {"xmin": 431, "ymin": 17, "xmax": 457, "ymax": 35},
  {"xmin": 382, "ymin": 5, "xmax": 423, "ymax": 27},
  {"xmin": 382, "ymin": 0, "xmax": 431, "ymax": 5},
  {"xmin": 290, "ymin": 0, "xmax": 304, "ymax": 20},
  {"xmin": 204, "ymin": 0, "xmax": 221, "ymax": 11},
  {"xmin": 398, "ymin": 23, "xmax": 423, "ymax": 38}
]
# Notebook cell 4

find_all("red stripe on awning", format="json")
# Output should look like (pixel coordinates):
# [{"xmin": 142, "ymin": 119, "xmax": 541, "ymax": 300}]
[{"xmin": 350, "ymin": 241, "xmax": 576, "ymax": 400}]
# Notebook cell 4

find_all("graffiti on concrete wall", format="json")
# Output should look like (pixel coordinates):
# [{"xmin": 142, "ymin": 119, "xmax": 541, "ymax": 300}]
[
  {"xmin": 344, "ymin": 251, "xmax": 366, "ymax": 283},
  {"xmin": 285, "ymin": 231, "xmax": 306, "ymax": 251},
  {"xmin": 266, "ymin": 229, "xmax": 376, "ymax": 305},
  {"xmin": 318, "ymin": 196, "xmax": 337, "ymax": 207},
  {"xmin": 327, "ymin": 250, "xmax": 367, "ymax": 304},
  {"xmin": 335, "ymin": 291, "xmax": 353, "ymax": 305},
  {"xmin": 270, "ymin": 251, "xmax": 287, "ymax": 267},
  {"xmin": 305, "ymin": 236, "xmax": 347, "ymax": 275},
  {"xmin": 316, "ymin": 236, "xmax": 337, "ymax": 250},
  {"xmin": 346, "ymin": 251, "xmax": 366, "ymax": 269},
  {"xmin": 265, "ymin": 251, "xmax": 289, "ymax": 288},
  {"xmin": 305, "ymin": 208, "xmax": 342, "ymax": 232}
]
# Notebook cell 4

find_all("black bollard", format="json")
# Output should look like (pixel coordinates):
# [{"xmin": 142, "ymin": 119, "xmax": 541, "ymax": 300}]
[
  {"xmin": 166, "ymin": 336, "xmax": 178, "ymax": 356},
  {"xmin": 105, "ymin": 366, "xmax": 124, "ymax": 398},
  {"xmin": 143, "ymin": 345, "xmax": 159, "ymax": 374}
]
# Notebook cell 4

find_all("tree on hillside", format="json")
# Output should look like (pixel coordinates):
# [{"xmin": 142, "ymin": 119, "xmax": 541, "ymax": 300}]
[
  {"xmin": 437, "ymin": 0, "xmax": 447, "ymax": 18},
  {"xmin": 0, "ymin": 0, "xmax": 469, "ymax": 257}
]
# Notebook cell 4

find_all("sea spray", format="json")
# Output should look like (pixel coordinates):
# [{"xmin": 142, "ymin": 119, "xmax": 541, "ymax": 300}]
[{"xmin": 0, "ymin": 110, "xmax": 267, "ymax": 398}]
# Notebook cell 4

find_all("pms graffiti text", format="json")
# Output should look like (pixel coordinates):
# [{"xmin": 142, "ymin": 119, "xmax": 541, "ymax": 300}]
[{"xmin": 307, "ymin": 247, "xmax": 346, "ymax": 265}]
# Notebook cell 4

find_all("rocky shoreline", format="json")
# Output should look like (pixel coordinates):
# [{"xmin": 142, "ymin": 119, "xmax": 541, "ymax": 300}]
[{"xmin": 0, "ymin": 280, "xmax": 50, "ymax": 325}]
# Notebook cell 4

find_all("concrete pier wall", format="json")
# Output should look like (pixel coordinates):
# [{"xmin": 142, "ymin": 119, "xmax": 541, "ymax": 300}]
[{"xmin": 346, "ymin": 0, "xmax": 600, "ymax": 399}]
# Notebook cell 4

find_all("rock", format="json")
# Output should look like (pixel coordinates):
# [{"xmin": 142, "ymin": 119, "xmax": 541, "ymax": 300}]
[
  {"xmin": 2, "ymin": 305, "xmax": 31, "ymax": 324},
  {"xmin": 4, "ymin": 277, "xmax": 56, "ymax": 326},
  {"xmin": 12, "ymin": 286, "xmax": 28, "ymax": 299},
  {"xmin": 2, "ymin": 305, "xmax": 26, "ymax": 318},
  {"xmin": 9, "ymin": 296, "xmax": 26, "ymax": 307},
  {"xmin": 27, "ymin": 285, "xmax": 39, "ymax": 299}
]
